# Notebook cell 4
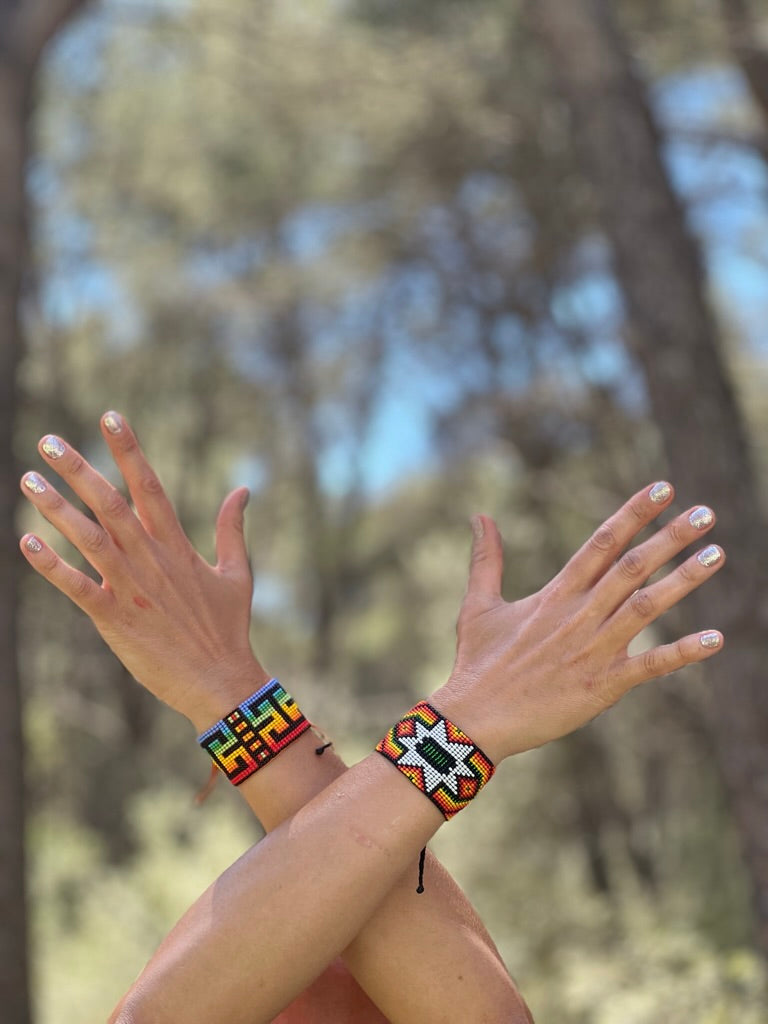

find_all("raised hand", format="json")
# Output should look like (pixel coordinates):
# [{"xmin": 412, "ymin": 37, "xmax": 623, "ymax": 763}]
[
  {"xmin": 432, "ymin": 482, "xmax": 724, "ymax": 764},
  {"xmin": 19, "ymin": 412, "xmax": 266, "ymax": 730}
]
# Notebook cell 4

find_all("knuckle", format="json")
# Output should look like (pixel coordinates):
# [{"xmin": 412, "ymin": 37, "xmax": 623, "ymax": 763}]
[
  {"xmin": 666, "ymin": 521, "xmax": 686, "ymax": 546},
  {"xmin": 628, "ymin": 499, "xmax": 647, "ymax": 522},
  {"xmin": 100, "ymin": 488, "xmax": 128, "ymax": 519},
  {"xmin": 139, "ymin": 473, "xmax": 162, "ymax": 496},
  {"xmin": 39, "ymin": 550, "xmax": 58, "ymax": 573},
  {"xmin": 629, "ymin": 588, "xmax": 654, "ymax": 618},
  {"xmin": 677, "ymin": 560, "xmax": 696, "ymax": 585},
  {"xmin": 619, "ymin": 548, "xmax": 645, "ymax": 581},
  {"xmin": 583, "ymin": 671, "xmax": 615, "ymax": 711},
  {"xmin": 68, "ymin": 453, "xmax": 85, "ymax": 476},
  {"xmin": 70, "ymin": 573, "xmax": 93, "ymax": 601},
  {"xmin": 642, "ymin": 648, "xmax": 660, "ymax": 676},
  {"xmin": 119, "ymin": 433, "xmax": 139, "ymax": 454},
  {"xmin": 589, "ymin": 524, "xmax": 617, "ymax": 554},
  {"xmin": 82, "ymin": 527, "xmax": 109, "ymax": 555},
  {"xmin": 47, "ymin": 491, "xmax": 65, "ymax": 513}
]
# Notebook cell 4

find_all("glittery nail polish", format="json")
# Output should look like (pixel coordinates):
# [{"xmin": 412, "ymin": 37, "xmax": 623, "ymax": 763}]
[
  {"xmin": 103, "ymin": 412, "xmax": 122, "ymax": 435},
  {"xmin": 23, "ymin": 473, "xmax": 47, "ymax": 494},
  {"xmin": 649, "ymin": 481, "xmax": 672, "ymax": 504},
  {"xmin": 41, "ymin": 435, "xmax": 66, "ymax": 460},
  {"xmin": 689, "ymin": 507, "xmax": 714, "ymax": 530},
  {"xmin": 697, "ymin": 545, "xmax": 721, "ymax": 568},
  {"xmin": 700, "ymin": 631, "xmax": 721, "ymax": 649},
  {"xmin": 25, "ymin": 536, "xmax": 43, "ymax": 553}
]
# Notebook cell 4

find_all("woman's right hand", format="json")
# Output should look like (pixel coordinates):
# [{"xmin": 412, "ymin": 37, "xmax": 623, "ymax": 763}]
[
  {"xmin": 432, "ymin": 482, "xmax": 724, "ymax": 764},
  {"xmin": 19, "ymin": 412, "xmax": 268, "ymax": 732}
]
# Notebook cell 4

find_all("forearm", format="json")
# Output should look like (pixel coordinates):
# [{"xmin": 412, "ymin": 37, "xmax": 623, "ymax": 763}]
[
  {"xmin": 21, "ymin": 424, "xmax": 717, "ymax": 1024},
  {"xmin": 114, "ymin": 753, "xmax": 445, "ymax": 1024},
  {"xmin": 234, "ymin": 721, "xmax": 529, "ymax": 1023}
]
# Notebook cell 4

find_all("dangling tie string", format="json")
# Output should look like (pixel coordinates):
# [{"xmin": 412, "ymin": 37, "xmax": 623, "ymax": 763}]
[{"xmin": 416, "ymin": 847, "xmax": 427, "ymax": 894}]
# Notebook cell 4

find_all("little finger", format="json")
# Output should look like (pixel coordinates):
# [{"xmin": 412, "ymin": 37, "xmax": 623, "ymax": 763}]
[
  {"xmin": 615, "ymin": 629, "xmax": 724, "ymax": 692},
  {"xmin": 21, "ymin": 471, "xmax": 121, "ymax": 574},
  {"xmin": 20, "ymin": 533, "xmax": 112, "ymax": 617}
]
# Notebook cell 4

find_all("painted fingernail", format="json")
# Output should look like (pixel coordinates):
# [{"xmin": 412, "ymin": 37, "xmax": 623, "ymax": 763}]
[
  {"xmin": 697, "ymin": 545, "xmax": 721, "ymax": 568},
  {"xmin": 23, "ymin": 473, "xmax": 47, "ymax": 494},
  {"xmin": 649, "ymin": 481, "xmax": 672, "ymax": 504},
  {"xmin": 41, "ymin": 435, "xmax": 66, "ymax": 460},
  {"xmin": 700, "ymin": 631, "xmax": 722, "ymax": 649},
  {"xmin": 471, "ymin": 515, "xmax": 485, "ymax": 540},
  {"xmin": 689, "ymin": 507, "xmax": 714, "ymax": 530},
  {"xmin": 25, "ymin": 536, "xmax": 43, "ymax": 553},
  {"xmin": 103, "ymin": 411, "xmax": 123, "ymax": 435}
]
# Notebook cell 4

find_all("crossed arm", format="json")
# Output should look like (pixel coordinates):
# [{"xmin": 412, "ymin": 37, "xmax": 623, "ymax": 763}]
[
  {"xmin": 20, "ymin": 413, "xmax": 725, "ymax": 1023},
  {"xmin": 21, "ymin": 414, "xmax": 531, "ymax": 1023}
]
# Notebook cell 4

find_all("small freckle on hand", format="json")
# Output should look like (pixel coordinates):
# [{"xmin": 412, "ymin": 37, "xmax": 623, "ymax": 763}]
[{"xmin": 133, "ymin": 595, "xmax": 152, "ymax": 609}]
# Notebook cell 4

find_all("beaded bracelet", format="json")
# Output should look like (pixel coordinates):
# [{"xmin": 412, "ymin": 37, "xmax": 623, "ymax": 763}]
[
  {"xmin": 197, "ymin": 679, "xmax": 311, "ymax": 785},
  {"xmin": 375, "ymin": 701, "xmax": 495, "ymax": 820}
]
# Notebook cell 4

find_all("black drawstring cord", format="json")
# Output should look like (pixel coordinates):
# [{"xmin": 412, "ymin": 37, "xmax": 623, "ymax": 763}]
[
  {"xmin": 416, "ymin": 847, "xmax": 427, "ymax": 894},
  {"xmin": 310, "ymin": 724, "xmax": 333, "ymax": 756}
]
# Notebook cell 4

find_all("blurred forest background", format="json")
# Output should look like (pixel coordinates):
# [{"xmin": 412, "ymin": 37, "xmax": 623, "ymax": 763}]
[{"xmin": 2, "ymin": 0, "xmax": 768, "ymax": 1021}]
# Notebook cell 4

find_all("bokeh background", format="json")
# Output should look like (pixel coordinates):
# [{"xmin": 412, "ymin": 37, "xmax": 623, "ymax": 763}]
[{"xmin": 2, "ymin": 1, "xmax": 768, "ymax": 1022}]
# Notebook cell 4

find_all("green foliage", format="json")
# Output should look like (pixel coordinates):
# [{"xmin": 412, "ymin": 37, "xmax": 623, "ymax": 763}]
[
  {"xmin": 19, "ymin": 0, "xmax": 768, "ymax": 1016},
  {"xmin": 30, "ymin": 787, "xmax": 257, "ymax": 1023}
]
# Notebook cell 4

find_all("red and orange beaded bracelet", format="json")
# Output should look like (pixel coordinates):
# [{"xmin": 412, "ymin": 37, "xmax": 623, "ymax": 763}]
[{"xmin": 376, "ymin": 701, "xmax": 495, "ymax": 820}]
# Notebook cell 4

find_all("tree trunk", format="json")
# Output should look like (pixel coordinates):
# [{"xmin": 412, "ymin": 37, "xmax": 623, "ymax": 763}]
[
  {"xmin": 0, "ymin": 3, "xmax": 90, "ymax": 1020},
  {"xmin": 530, "ymin": 0, "xmax": 768, "ymax": 956},
  {"xmin": 0, "ymin": 57, "xmax": 32, "ymax": 1024}
]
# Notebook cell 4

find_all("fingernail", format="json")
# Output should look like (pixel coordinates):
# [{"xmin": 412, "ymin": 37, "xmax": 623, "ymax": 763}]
[
  {"xmin": 25, "ymin": 536, "xmax": 43, "ymax": 553},
  {"xmin": 697, "ymin": 545, "xmax": 721, "ymax": 568},
  {"xmin": 41, "ymin": 435, "xmax": 66, "ymax": 460},
  {"xmin": 471, "ymin": 516, "xmax": 485, "ymax": 540},
  {"xmin": 700, "ymin": 631, "xmax": 722, "ymax": 649},
  {"xmin": 23, "ymin": 473, "xmax": 47, "ymax": 494},
  {"xmin": 649, "ymin": 481, "xmax": 672, "ymax": 504},
  {"xmin": 240, "ymin": 489, "xmax": 250, "ymax": 512},
  {"xmin": 103, "ymin": 411, "xmax": 123, "ymax": 435},
  {"xmin": 689, "ymin": 507, "xmax": 714, "ymax": 530}
]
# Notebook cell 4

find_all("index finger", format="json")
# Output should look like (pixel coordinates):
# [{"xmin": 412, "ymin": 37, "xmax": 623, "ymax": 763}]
[
  {"xmin": 562, "ymin": 481, "xmax": 675, "ymax": 590},
  {"xmin": 100, "ymin": 411, "xmax": 182, "ymax": 541}
]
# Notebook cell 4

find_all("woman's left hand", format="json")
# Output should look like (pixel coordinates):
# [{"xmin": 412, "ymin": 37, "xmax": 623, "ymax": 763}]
[{"xmin": 19, "ymin": 411, "xmax": 267, "ymax": 731}]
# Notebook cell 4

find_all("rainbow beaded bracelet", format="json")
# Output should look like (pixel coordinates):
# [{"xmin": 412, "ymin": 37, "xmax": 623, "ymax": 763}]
[
  {"xmin": 375, "ymin": 701, "xmax": 495, "ymax": 819},
  {"xmin": 197, "ymin": 679, "xmax": 311, "ymax": 785}
]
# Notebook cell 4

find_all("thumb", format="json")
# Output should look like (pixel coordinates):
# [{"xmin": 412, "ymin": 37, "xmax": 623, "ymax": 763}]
[
  {"xmin": 466, "ymin": 515, "xmax": 504, "ymax": 600},
  {"xmin": 216, "ymin": 487, "xmax": 251, "ymax": 574}
]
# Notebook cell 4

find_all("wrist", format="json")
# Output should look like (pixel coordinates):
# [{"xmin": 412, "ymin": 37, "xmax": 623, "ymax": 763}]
[
  {"xmin": 428, "ymin": 677, "xmax": 508, "ymax": 767},
  {"xmin": 376, "ymin": 698, "xmax": 496, "ymax": 822},
  {"xmin": 183, "ymin": 655, "xmax": 271, "ymax": 734},
  {"xmin": 197, "ymin": 677, "xmax": 312, "ymax": 786}
]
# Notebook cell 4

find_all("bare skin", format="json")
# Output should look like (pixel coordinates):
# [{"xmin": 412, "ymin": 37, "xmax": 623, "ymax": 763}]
[
  {"xmin": 20, "ymin": 414, "xmax": 724, "ymax": 1023},
  {"xmin": 21, "ymin": 414, "xmax": 531, "ymax": 1023}
]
